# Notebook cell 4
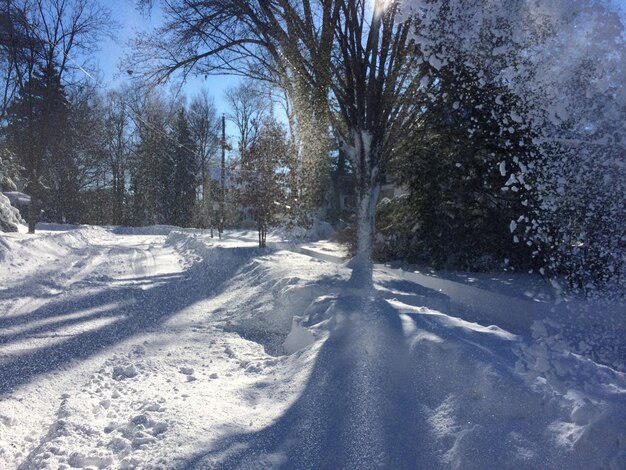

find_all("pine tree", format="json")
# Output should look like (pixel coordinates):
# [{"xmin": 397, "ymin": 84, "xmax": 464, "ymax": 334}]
[
  {"xmin": 5, "ymin": 62, "xmax": 69, "ymax": 232},
  {"xmin": 385, "ymin": 64, "xmax": 534, "ymax": 270},
  {"xmin": 130, "ymin": 98, "xmax": 169, "ymax": 226},
  {"xmin": 189, "ymin": 91, "xmax": 219, "ymax": 230},
  {"xmin": 170, "ymin": 109, "xmax": 197, "ymax": 227}
]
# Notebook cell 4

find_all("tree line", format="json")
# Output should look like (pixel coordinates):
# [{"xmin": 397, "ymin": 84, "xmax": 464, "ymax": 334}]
[
  {"xmin": 1, "ymin": 69, "xmax": 300, "ymax": 238},
  {"xmin": 1, "ymin": 0, "xmax": 624, "ymax": 297}
]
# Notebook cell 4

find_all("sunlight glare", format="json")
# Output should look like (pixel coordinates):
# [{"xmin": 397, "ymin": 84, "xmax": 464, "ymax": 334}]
[{"xmin": 372, "ymin": 0, "xmax": 393, "ymax": 15}]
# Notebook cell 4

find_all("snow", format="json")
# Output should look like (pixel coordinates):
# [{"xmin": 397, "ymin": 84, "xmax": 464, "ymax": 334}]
[
  {"xmin": 282, "ymin": 318, "xmax": 316, "ymax": 354},
  {"xmin": 1, "ymin": 225, "xmax": 625, "ymax": 469},
  {"xmin": 0, "ymin": 193, "xmax": 24, "ymax": 233},
  {"xmin": 2, "ymin": 192, "xmax": 30, "ymax": 206},
  {"xmin": 428, "ymin": 54, "xmax": 444, "ymax": 70}
]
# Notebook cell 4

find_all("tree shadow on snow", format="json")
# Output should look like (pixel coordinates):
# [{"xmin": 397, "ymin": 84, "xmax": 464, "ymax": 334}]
[
  {"xmin": 0, "ymin": 247, "xmax": 261, "ymax": 395},
  {"xmin": 179, "ymin": 279, "xmax": 574, "ymax": 470},
  {"xmin": 181, "ymin": 293, "xmax": 437, "ymax": 469}
]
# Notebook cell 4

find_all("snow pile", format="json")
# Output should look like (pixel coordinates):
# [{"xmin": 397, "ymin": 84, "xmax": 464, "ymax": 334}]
[
  {"xmin": 0, "ymin": 225, "xmax": 96, "ymax": 276},
  {"xmin": 164, "ymin": 229, "xmax": 226, "ymax": 260},
  {"xmin": 514, "ymin": 320, "xmax": 626, "ymax": 469},
  {"xmin": 282, "ymin": 317, "xmax": 316, "ymax": 354},
  {"xmin": 546, "ymin": 300, "xmax": 626, "ymax": 372},
  {"xmin": 196, "ymin": 287, "xmax": 625, "ymax": 469},
  {"xmin": 164, "ymin": 230, "xmax": 262, "ymax": 275},
  {"xmin": 163, "ymin": 230, "xmax": 331, "ymax": 353},
  {"xmin": 0, "ymin": 192, "xmax": 23, "ymax": 233}
]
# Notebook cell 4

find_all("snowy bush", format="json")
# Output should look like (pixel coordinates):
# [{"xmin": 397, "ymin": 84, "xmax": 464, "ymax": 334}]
[
  {"xmin": 274, "ymin": 216, "xmax": 335, "ymax": 242},
  {"xmin": 0, "ymin": 192, "xmax": 23, "ymax": 232},
  {"xmin": 374, "ymin": 196, "xmax": 423, "ymax": 264},
  {"xmin": 0, "ymin": 148, "xmax": 22, "ymax": 192},
  {"xmin": 1, "ymin": 138, "xmax": 25, "ymax": 232}
]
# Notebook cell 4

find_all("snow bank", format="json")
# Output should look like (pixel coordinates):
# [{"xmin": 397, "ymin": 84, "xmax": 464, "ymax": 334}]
[
  {"xmin": 0, "ymin": 225, "xmax": 97, "ymax": 270},
  {"xmin": 195, "ymin": 283, "xmax": 625, "ymax": 469},
  {"xmin": 283, "ymin": 317, "xmax": 316, "ymax": 354},
  {"xmin": 165, "ymin": 230, "xmax": 347, "ymax": 355},
  {"xmin": 36, "ymin": 223, "xmax": 85, "ymax": 231},
  {"xmin": 3, "ymin": 226, "xmax": 623, "ymax": 469},
  {"xmin": 544, "ymin": 300, "xmax": 626, "ymax": 372},
  {"xmin": 380, "ymin": 266, "xmax": 625, "ymax": 371},
  {"xmin": 165, "ymin": 230, "xmax": 261, "ymax": 273},
  {"xmin": 167, "ymin": 232, "xmax": 625, "ymax": 468},
  {"xmin": 514, "ymin": 318, "xmax": 626, "ymax": 470}
]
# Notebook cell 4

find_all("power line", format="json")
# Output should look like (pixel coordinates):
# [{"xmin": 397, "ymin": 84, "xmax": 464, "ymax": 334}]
[{"xmin": 49, "ymin": 41, "xmax": 95, "ymax": 80}]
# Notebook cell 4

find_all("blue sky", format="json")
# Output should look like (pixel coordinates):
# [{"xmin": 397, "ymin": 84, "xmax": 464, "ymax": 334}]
[
  {"xmin": 92, "ymin": 0, "xmax": 626, "ymax": 135},
  {"xmin": 95, "ymin": 0, "xmax": 237, "ymax": 118}
]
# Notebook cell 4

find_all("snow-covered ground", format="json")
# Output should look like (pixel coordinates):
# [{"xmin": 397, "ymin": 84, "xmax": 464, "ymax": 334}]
[{"xmin": 0, "ymin": 225, "xmax": 624, "ymax": 469}]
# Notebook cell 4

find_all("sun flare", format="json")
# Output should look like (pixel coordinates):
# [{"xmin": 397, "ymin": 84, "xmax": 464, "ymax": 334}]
[{"xmin": 373, "ymin": 0, "xmax": 393, "ymax": 15}]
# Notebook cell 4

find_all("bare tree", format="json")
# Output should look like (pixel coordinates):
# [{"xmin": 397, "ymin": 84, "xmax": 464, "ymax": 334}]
[
  {"xmin": 132, "ymin": 0, "xmax": 422, "ymax": 285},
  {"xmin": 2, "ymin": 0, "xmax": 112, "ymax": 105},
  {"xmin": 189, "ymin": 89, "xmax": 219, "ymax": 230},
  {"xmin": 102, "ymin": 88, "xmax": 133, "ymax": 225},
  {"xmin": 224, "ymin": 80, "xmax": 269, "ymax": 159},
  {"xmin": 1, "ymin": 0, "xmax": 24, "ymax": 120}
]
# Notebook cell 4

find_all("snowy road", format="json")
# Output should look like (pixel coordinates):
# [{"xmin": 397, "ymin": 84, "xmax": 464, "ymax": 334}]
[
  {"xmin": 1, "ymin": 226, "xmax": 624, "ymax": 469},
  {"xmin": 0, "ymin": 227, "xmax": 308, "ymax": 469}
]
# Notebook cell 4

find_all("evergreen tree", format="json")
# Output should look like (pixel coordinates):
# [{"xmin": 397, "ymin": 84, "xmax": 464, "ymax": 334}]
[
  {"xmin": 405, "ymin": 0, "xmax": 626, "ymax": 295},
  {"xmin": 383, "ymin": 64, "xmax": 534, "ymax": 270},
  {"xmin": 101, "ymin": 89, "xmax": 132, "ymax": 225},
  {"xmin": 170, "ymin": 108, "xmax": 197, "ymax": 227},
  {"xmin": 129, "ymin": 97, "xmax": 170, "ymax": 226},
  {"xmin": 5, "ymin": 62, "xmax": 69, "ymax": 232},
  {"xmin": 189, "ymin": 91, "xmax": 219, "ymax": 230}
]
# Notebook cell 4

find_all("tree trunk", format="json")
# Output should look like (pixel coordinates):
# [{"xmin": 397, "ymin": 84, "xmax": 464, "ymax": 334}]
[
  {"xmin": 346, "ymin": 130, "xmax": 381, "ymax": 287},
  {"xmin": 330, "ymin": 149, "xmax": 347, "ymax": 224},
  {"xmin": 258, "ymin": 221, "xmax": 267, "ymax": 248},
  {"xmin": 219, "ymin": 114, "xmax": 226, "ymax": 239},
  {"xmin": 350, "ymin": 180, "xmax": 380, "ymax": 287},
  {"xmin": 27, "ymin": 179, "xmax": 38, "ymax": 234}
]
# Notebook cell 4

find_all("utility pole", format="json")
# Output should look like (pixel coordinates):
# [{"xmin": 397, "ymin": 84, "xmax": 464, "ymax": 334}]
[
  {"xmin": 219, "ymin": 114, "xmax": 226, "ymax": 239},
  {"xmin": 207, "ymin": 177, "xmax": 213, "ymax": 239},
  {"xmin": 200, "ymin": 138, "xmax": 213, "ymax": 238}
]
